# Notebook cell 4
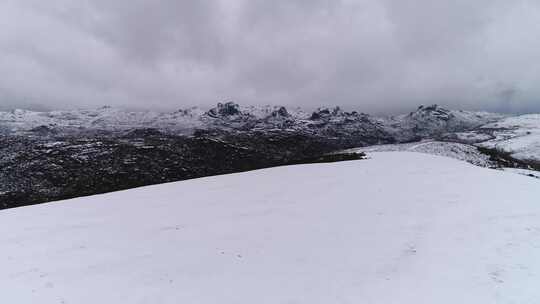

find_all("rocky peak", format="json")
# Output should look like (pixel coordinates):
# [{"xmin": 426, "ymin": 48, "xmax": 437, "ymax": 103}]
[
  {"xmin": 206, "ymin": 102, "xmax": 241, "ymax": 118},
  {"xmin": 29, "ymin": 125, "xmax": 58, "ymax": 136},
  {"xmin": 310, "ymin": 107, "xmax": 343, "ymax": 120},
  {"xmin": 411, "ymin": 104, "xmax": 453, "ymax": 121},
  {"xmin": 270, "ymin": 106, "xmax": 289, "ymax": 118}
]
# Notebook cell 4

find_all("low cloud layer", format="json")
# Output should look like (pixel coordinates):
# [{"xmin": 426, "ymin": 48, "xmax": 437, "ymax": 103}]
[{"xmin": 1, "ymin": 0, "xmax": 539, "ymax": 113}]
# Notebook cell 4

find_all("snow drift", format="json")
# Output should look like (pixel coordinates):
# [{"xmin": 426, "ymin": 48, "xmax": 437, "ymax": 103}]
[{"xmin": 1, "ymin": 152, "xmax": 539, "ymax": 304}]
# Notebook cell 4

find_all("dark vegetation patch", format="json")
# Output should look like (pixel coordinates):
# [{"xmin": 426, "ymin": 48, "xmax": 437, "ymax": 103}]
[
  {"xmin": 0, "ymin": 130, "xmax": 367, "ymax": 210},
  {"xmin": 476, "ymin": 146, "xmax": 540, "ymax": 171},
  {"xmin": 287, "ymin": 152, "xmax": 366, "ymax": 166}
]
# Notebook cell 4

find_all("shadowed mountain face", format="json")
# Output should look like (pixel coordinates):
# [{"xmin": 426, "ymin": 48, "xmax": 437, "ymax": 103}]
[{"xmin": 0, "ymin": 103, "xmax": 536, "ymax": 209}]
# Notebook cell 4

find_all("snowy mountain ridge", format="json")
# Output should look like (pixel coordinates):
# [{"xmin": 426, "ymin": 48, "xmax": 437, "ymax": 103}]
[
  {"xmin": 4, "ymin": 102, "xmax": 536, "ymax": 162},
  {"xmin": 0, "ymin": 102, "xmax": 502, "ymax": 135}
]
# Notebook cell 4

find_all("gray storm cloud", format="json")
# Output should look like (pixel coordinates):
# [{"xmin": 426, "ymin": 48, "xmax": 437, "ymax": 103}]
[{"xmin": 0, "ymin": 0, "xmax": 539, "ymax": 113}]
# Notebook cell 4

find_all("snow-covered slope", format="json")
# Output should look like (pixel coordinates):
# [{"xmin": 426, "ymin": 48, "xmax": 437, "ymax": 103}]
[
  {"xmin": 476, "ymin": 114, "xmax": 540, "ymax": 162},
  {"xmin": 1, "ymin": 152, "xmax": 539, "ymax": 304},
  {"xmin": 344, "ymin": 141, "xmax": 497, "ymax": 168}
]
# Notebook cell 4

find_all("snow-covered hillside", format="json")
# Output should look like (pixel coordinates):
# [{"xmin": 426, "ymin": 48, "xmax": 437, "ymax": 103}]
[
  {"xmin": 477, "ymin": 114, "xmax": 540, "ymax": 162},
  {"xmin": 1, "ymin": 152, "xmax": 539, "ymax": 304},
  {"xmin": 344, "ymin": 141, "xmax": 497, "ymax": 168}
]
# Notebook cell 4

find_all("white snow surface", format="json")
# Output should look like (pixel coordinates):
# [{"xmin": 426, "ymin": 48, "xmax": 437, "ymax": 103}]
[
  {"xmin": 502, "ymin": 168, "xmax": 540, "ymax": 179},
  {"xmin": 1, "ymin": 152, "xmax": 540, "ymax": 304},
  {"xmin": 344, "ymin": 141, "xmax": 495, "ymax": 167}
]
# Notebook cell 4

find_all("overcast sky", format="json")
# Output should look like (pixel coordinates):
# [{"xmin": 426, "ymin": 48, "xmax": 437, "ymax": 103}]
[{"xmin": 1, "ymin": 0, "xmax": 539, "ymax": 113}]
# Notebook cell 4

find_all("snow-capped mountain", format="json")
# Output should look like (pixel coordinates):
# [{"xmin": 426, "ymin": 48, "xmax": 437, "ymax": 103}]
[
  {"xmin": 0, "ymin": 102, "xmax": 514, "ymax": 149},
  {"xmin": 1, "ymin": 153, "xmax": 539, "ymax": 303},
  {"xmin": 0, "ymin": 103, "xmax": 503, "ymax": 139},
  {"xmin": 381, "ymin": 104, "xmax": 505, "ymax": 141}
]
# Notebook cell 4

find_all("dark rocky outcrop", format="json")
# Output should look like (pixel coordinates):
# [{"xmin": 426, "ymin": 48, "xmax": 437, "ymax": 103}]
[{"xmin": 206, "ymin": 102, "xmax": 241, "ymax": 118}]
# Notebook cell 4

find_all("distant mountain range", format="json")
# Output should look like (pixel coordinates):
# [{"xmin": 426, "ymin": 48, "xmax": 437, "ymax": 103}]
[
  {"xmin": 0, "ymin": 102, "xmax": 506, "ymax": 143},
  {"xmin": 1, "ymin": 102, "xmax": 538, "ymax": 209}
]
